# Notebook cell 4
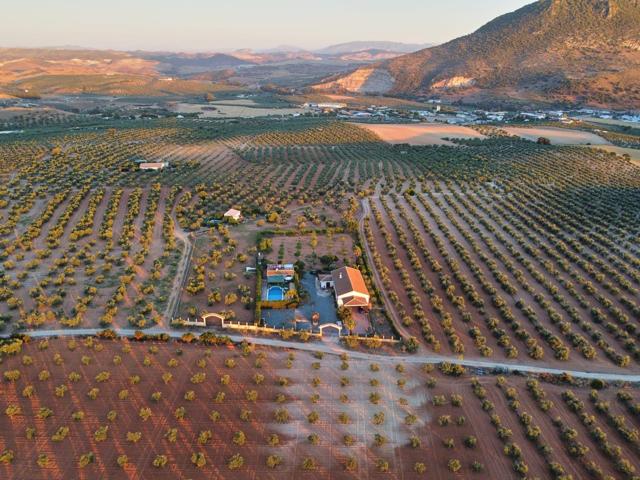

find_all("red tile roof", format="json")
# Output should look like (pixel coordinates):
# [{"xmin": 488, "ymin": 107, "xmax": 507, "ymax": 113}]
[{"xmin": 332, "ymin": 266, "xmax": 368, "ymax": 298}]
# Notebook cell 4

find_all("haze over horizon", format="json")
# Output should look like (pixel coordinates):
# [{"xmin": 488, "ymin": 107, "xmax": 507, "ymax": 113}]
[{"xmin": 1, "ymin": 0, "xmax": 531, "ymax": 52}]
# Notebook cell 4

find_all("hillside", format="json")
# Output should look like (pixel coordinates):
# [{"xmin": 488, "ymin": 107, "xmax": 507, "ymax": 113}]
[
  {"xmin": 314, "ymin": 0, "xmax": 640, "ymax": 108},
  {"xmin": 0, "ymin": 45, "xmax": 399, "ymax": 97},
  {"xmin": 140, "ymin": 52, "xmax": 253, "ymax": 74}
]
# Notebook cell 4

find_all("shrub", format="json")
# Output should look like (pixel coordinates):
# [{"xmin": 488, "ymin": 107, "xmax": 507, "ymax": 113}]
[
  {"xmin": 153, "ymin": 455, "xmax": 168, "ymax": 468},
  {"xmin": 376, "ymin": 459, "xmax": 389, "ymax": 472},
  {"xmin": 191, "ymin": 452, "xmax": 206, "ymax": 468},
  {"xmin": 344, "ymin": 456, "xmax": 358, "ymax": 471},
  {"xmin": 78, "ymin": 452, "xmax": 94, "ymax": 468},
  {"xmin": 0, "ymin": 449, "xmax": 15, "ymax": 464},
  {"xmin": 448, "ymin": 458, "xmax": 462, "ymax": 472},
  {"xmin": 302, "ymin": 457, "xmax": 316, "ymax": 470},
  {"xmin": 266, "ymin": 455, "xmax": 282, "ymax": 469},
  {"xmin": 227, "ymin": 453, "xmax": 244, "ymax": 470},
  {"xmin": 232, "ymin": 430, "xmax": 246, "ymax": 446}
]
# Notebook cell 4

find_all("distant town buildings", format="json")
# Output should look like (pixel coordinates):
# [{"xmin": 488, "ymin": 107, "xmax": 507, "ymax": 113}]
[
  {"xmin": 304, "ymin": 102, "xmax": 347, "ymax": 112},
  {"xmin": 621, "ymin": 114, "xmax": 640, "ymax": 123}
]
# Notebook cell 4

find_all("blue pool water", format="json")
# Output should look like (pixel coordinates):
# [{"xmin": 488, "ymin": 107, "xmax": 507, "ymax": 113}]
[{"xmin": 267, "ymin": 287, "xmax": 285, "ymax": 301}]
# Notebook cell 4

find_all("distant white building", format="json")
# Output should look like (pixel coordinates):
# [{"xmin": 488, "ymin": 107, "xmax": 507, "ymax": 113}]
[
  {"xmin": 520, "ymin": 112, "xmax": 547, "ymax": 120},
  {"xmin": 486, "ymin": 112, "xmax": 506, "ymax": 122},
  {"xmin": 305, "ymin": 102, "xmax": 347, "ymax": 111},
  {"xmin": 547, "ymin": 111, "xmax": 566, "ymax": 119},
  {"xmin": 621, "ymin": 115, "xmax": 640, "ymax": 123},
  {"xmin": 223, "ymin": 208, "xmax": 242, "ymax": 222},
  {"xmin": 139, "ymin": 162, "xmax": 168, "ymax": 171}
]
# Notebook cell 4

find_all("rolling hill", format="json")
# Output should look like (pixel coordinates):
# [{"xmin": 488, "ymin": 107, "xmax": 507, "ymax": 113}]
[
  {"xmin": 139, "ymin": 52, "xmax": 254, "ymax": 74},
  {"xmin": 314, "ymin": 0, "xmax": 640, "ymax": 108},
  {"xmin": 0, "ymin": 43, "xmax": 428, "ymax": 97}
]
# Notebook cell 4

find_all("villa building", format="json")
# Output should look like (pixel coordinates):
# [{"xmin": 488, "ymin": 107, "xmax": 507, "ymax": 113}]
[{"xmin": 321, "ymin": 266, "xmax": 370, "ymax": 309}]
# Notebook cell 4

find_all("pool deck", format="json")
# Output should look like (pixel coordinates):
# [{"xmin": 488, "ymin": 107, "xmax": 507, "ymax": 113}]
[
  {"xmin": 263, "ymin": 274, "xmax": 338, "ymax": 330},
  {"xmin": 266, "ymin": 286, "xmax": 285, "ymax": 301},
  {"xmin": 261, "ymin": 282, "xmax": 294, "ymax": 302}
]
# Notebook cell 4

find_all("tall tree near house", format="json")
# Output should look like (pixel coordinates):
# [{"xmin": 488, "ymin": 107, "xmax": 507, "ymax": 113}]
[{"xmin": 337, "ymin": 306, "xmax": 355, "ymax": 332}]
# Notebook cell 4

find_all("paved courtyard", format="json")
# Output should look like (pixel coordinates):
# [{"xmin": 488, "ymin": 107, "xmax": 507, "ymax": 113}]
[
  {"xmin": 262, "ymin": 273, "xmax": 372, "ymax": 335},
  {"xmin": 262, "ymin": 273, "xmax": 338, "ymax": 330}
]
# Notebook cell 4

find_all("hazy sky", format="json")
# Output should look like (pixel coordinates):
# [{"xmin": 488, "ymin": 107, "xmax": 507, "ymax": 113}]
[{"xmin": 2, "ymin": 0, "xmax": 532, "ymax": 52}]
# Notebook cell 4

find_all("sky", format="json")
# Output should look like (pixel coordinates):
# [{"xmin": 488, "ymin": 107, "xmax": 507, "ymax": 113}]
[{"xmin": 2, "ymin": 0, "xmax": 532, "ymax": 52}]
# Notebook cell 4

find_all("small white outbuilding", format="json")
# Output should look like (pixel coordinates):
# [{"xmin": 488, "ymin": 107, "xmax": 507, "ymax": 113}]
[{"xmin": 223, "ymin": 208, "xmax": 242, "ymax": 222}]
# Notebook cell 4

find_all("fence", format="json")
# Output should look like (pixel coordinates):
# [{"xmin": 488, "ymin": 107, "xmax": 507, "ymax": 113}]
[
  {"xmin": 220, "ymin": 320, "xmax": 322, "ymax": 338},
  {"xmin": 174, "ymin": 313, "xmax": 400, "ymax": 343},
  {"xmin": 341, "ymin": 334, "xmax": 401, "ymax": 344}
]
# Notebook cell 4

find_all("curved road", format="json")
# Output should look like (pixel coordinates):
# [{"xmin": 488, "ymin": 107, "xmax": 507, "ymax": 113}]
[{"xmin": 4, "ymin": 327, "xmax": 639, "ymax": 383}]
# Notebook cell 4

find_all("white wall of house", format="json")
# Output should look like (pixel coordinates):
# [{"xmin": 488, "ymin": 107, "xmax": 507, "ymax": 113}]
[
  {"xmin": 336, "ymin": 291, "xmax": 370, "ymax": 307},
  {"xmin": 320, "ymin": 279, "xmax": 333, "ymax": 289}
]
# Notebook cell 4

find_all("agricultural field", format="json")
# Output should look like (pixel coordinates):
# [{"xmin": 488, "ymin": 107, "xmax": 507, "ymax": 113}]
[
  {"xmin": 502, "ymin": 126, "xmax": 611, "ymax": 145},
  {"xmin": 1, "ymin": 335, "xmax": 639, "ymax": 480},
  {"xmin": 177, "ymin": 223, "xmax": 257, "ymax": 324},
  {"xmin": 0, "ymin": 108, "xmax": 638, "ymax": 480},
  {"xmin": 355, "ymin": 123, "xmax": 486, "ymax": 146},
  {"xmin": 170, "ymin": 101, "xmax": 308, "ymax": 118},
  {"xmin": 589, "ymin": 145, "xmax": 640, "ymax": 165},
  {"xmin": 0, "ymin": 117, "xmax": 637, "ymax": 360},
  {"xmin": 361, "ymin": 139, "xmax": 640, "ymax": 373},
  {"xmin": 0, "ymin": 118, "xmax": 388, "ymax": 331},
  {"xmin": 266, "ymin": 231, "xmax": 355, "ymax": 271}
]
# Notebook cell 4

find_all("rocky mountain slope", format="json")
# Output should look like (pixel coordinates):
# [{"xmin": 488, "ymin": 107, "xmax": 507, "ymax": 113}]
[{"xmin": 314, "ymin": 0, "xmax": 640, "ymax": 108}]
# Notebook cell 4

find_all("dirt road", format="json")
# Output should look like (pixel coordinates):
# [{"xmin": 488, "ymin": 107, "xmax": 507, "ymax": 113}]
[
  {"xmin": 162, "ymin": 210, "xmax": 193, "ymax": 323},
  {"xmin": 359, "ymin": 198, "xmax": 415, "ymax": 343},
  {"xmin": 6, "ymin": 327, "xmax": 640, "ymax": 383}
]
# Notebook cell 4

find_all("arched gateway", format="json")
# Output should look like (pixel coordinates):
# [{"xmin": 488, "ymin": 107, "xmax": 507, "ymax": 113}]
[{"xmin": 319, "ymin": 323, "xmax": 342, "ymax": 336}]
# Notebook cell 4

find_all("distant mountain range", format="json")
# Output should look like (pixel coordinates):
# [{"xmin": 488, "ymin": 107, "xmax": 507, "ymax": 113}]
[
  {"xmin": 0, "ymin": 41, "xmax": 431, "ymax": 96},
  {"xmin": 315, "ymin": 41, "xmax": 432, "ymax": 55},
  {"xmin": 314, "ymin": 0, "xmax": 640, "ymax": 108}
]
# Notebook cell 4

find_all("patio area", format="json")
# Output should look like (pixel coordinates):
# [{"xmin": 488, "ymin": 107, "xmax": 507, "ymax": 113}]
[
  {"xmin": 262, "ymin": 273, "xmax": 337, "ymax": 330},
  {"xmin": 261, "ymin": 273, "xmax": 372, "ymax": 335}
]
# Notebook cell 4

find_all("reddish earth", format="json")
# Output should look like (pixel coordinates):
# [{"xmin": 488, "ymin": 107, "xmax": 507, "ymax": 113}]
[
  {"xmin": 362, "ymin": 185, "xmax": 637, "ymax": 374},
  {"xmin": 3, "ymin": 337, "xmax": 636, "ymax": 479}
]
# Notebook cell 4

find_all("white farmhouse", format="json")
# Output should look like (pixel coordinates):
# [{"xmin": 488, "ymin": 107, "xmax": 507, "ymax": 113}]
[
  {"xmin": 223, "ymin": 208, "xmax": 242, "ymax": 222},
  {"xmin": 139, "ymin": 162, "xmax": 168, "ymax": 171},
  {"xmin": 321, "ymin": 266, "xmax": 370, "ymax": 309}
]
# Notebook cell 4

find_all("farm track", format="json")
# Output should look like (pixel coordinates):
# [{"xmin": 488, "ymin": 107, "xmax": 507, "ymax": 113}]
[
  {"xmin": 358, "ymin": 198, "xmax": 414, "ymax": 343},
  {"xmin": 3, "ymin": 327, "xmax": 640, "ymax": 383},
  {"xmin": 162, "ymin": 197, "xmax": 194, "ymax": 323}
]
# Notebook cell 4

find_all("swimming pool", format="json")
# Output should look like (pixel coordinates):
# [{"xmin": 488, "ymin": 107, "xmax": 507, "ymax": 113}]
[{"xmin": 267, "ymin": 286, "xmax": 285, "ymax": 301}]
